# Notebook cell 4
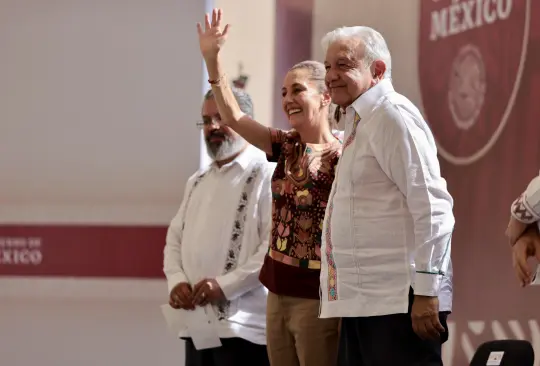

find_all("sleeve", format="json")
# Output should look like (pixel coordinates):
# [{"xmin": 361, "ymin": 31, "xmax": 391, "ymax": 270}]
[
  {"xmin": 369, "ymin": 106, "xmax": 455, "ymax": 297},
  {"xmin": 511, "ymin": 171, "xmax": 540, "ymax": 224},
  {"xmin": 438, "ymin": 258, "xmax": 453, "ymax": 312},
  {"xmin": 266, "ymin": 127, "xmax": 289, "ymax": 163},
  {"xmin": 163, "ymin": 177, "xmax": 195, "ymax": 295},
  {"xmin": 215, "ymin": 165, "xmax": 272, "ymax": 300}
]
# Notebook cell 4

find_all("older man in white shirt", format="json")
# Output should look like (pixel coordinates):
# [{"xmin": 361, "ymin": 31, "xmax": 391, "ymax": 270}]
[
  {"xmin": 507, "ymin": 171, "xmax": 540, "ymax": 287},
  {"xmin": 319, "ymin": 26, "xmax": 455, "ymax": 366},
  {"xmin": 163, "ymin": 88, "xmax": 272, "ymax": 366}
]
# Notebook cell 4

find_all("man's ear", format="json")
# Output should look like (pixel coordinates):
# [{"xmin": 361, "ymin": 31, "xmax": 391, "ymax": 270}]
[{"xmin": 371, "ymin": 60, "xmax": 387, "ymax": 80}]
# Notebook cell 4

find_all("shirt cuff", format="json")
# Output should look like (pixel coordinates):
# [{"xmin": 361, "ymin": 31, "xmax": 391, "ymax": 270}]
[
  {"xmin": 413, "ymin": 272, "xmax": 443, "ymax": 297},
  {"xmin": 511, "ymin": 194, "xmax": 540, "ymax": 224},
  {"xmin": 166, "ymin": 272, "xmax": 189, "ymax": 295},
  {"xmin": 215, "ymin": 273, "xmax": 242, "ymax": 300}
]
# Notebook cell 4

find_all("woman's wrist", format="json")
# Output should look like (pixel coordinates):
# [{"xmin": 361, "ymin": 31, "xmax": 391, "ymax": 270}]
[
  {"xmin": 203, "ymin": 53, "xmax": 219, "ymax": 64},
  {"xmin": 204, "ymin": 54, "xmax": 222, "ymax": 80},
  {"xmin": 209, "ymin": 73, "xmax": 226, "ymax": 86}
]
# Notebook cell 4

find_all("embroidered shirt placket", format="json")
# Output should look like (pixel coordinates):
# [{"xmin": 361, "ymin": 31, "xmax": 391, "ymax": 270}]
[
  {"xmin": 216, "ymin": 162, "xmax": 264, "ymax": 320},
  {"xmin": 348, "ymin": 113, "xmax": 362, "ymax": 288},
  {"xmin": 323, "ymin": 112, "xmax": 361, "ymax": 304}
]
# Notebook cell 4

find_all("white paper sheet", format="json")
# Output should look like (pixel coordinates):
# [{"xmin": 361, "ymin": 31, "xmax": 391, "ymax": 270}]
[{"xmin": 160, "ymin": 304, "xmax": 222, "ymax": 350}]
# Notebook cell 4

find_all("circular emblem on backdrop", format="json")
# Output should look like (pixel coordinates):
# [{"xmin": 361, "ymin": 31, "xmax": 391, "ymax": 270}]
[
  {"xmin": 418, "ymin": 0, "xmax": 531, "ymax": 165},
  {"xmin": 448, "ymin": 44, "xmax": 486, "ymax": 130}
]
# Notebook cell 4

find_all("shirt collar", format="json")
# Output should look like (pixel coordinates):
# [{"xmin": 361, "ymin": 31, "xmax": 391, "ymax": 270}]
[
  {"xmin": 212, "ymin": 144, "xmax": 253, "ymax": 171},
  {"xmin": 347, "ymin": 79, "xmax": 395, "ymax": 119}
]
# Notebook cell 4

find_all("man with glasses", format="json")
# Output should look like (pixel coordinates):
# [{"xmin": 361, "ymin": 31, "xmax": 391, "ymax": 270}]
[{"xmin": 164, "ymin": 87, "xmax": 273, "ymax": 366}]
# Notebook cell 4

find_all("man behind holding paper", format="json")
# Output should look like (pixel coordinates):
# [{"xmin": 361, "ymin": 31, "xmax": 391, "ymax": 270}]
[
  {"xmin": 163, "ymin": 87, "xmax": 272, "ymax": 366},
  {"xmin": 507, "ymin": 170, "xmax": 540, "ymax": 287}
]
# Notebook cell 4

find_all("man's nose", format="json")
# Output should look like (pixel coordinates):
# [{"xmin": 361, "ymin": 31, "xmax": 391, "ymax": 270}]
[
  {"xmin": 208, "ymin": 123, "xmax": 221, "ymax": 133},
  {"xmin": 326, "ymin": 68, "xmax": 339, "ymax": 82}
]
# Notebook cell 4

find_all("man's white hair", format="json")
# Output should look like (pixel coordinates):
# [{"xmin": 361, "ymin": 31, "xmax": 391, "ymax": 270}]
[{"xmin": 321, "ymin": 26, "xmax": 392, "ymax": 80}]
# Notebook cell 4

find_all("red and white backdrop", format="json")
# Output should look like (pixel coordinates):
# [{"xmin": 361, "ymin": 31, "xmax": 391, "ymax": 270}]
[
  {"xmin": 0, "ymin": 0, "xmax": 276, "ymax": 364},
  {"xmin": 0, "ymin": 0, "xmax": 202, "ymax": 277},
  {"xmin": 0, "ymin": 0, "xmax": 276, "ymax": 280},
  {"xmin": 0, "ymin": 0, "xmax": 210, "ymax": 365}
]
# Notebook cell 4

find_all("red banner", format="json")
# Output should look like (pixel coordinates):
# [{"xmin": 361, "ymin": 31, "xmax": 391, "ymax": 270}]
[
  {"xmin": 419, "ymin": 0, "xmax": 540, "ymax": 363},
  {"xmin": 0, "ymin": 225, "xmax": 166, "ymax": 278}
]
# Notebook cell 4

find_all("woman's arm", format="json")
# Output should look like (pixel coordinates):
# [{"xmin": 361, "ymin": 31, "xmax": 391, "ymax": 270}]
[
  {"xmin": 198, "ymin": 9, "xmax": 272, "ymax": 155},
  {"xmin": 205, "ymin": 54, "xmax": 272, "ymax": 155}
]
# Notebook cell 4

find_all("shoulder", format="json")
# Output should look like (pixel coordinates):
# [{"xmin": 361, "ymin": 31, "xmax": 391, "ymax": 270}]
[
  {"xmin": 177, "ymin": 168, "xmax": 210, "ymax": 202},
  {"xmin": 262, "ymin": 161, "xmax": 277, "ymax": 178},
  {"xmin": 249, "ymin": 161, "xmax": 274, "ymax": 205},
  {"xmin": 325, "ymin": 139, "xmax": 343, "ymax": 160},
  {"xmin": 367, "ymin": 94, "xmax": 438, "ymax": 155},
  {"xmin": 269, "ymin": 127, "xmax": 300, "ymax": 145},
  {"xmin": 368, "ymin": 92, "xmax": 426, "ymax": 135},
  {"xmin": 252, "ymin": 159, "xmax": 276, "ymax": 181},
  {"xmin": 259, "ymin": 162, "xmax": 276, "ymax": 193},
  {"xmin": 244, "ymin": 150, "xmax": 276, "ymax": 183},
  {"xmin": 186, "ymin": 167, "xmax": 210, "ymax": 187}
]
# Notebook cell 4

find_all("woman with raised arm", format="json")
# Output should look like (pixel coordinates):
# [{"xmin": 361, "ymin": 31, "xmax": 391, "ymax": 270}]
[{"xmin": 197, "ymin": 8, "xmax": 342, "ymax": 366}]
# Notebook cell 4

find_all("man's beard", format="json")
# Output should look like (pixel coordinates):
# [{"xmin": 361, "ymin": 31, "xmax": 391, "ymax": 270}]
[{"xmin": 205, "ymin": 131, "xmax": 246, "ymax": 161}]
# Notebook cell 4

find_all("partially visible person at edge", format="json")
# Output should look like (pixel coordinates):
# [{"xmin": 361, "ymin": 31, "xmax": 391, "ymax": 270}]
[
  {"xmin": 163, "ymin": 86, "xmax": 273, "ymax": 366},
  {"xmin": 197, "ymin": 8, "xmax": 342, "ymax": 366},
  {"xmin": 507, "ymin": 170, "xmax": 540, "ymax": 287},
  {"xmin": 319, "ymin": 26, "xmax": 455, "ymax": 366}
]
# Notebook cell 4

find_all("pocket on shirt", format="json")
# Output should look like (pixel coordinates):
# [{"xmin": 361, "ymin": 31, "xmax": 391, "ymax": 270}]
[{"xmin": 352, "ymin": 155, "xmax": 389, "ymax": 184}]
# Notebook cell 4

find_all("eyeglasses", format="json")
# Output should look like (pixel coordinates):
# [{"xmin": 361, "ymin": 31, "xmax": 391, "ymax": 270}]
[{"xmin": 196, "ymin": 116, "xmax": 222, "ymax": 129}]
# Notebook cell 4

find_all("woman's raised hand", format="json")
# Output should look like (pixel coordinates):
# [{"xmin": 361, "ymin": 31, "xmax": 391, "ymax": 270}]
[{"xmin": 196, "ymin": 8, "xmax": 230, "ymax": 60}]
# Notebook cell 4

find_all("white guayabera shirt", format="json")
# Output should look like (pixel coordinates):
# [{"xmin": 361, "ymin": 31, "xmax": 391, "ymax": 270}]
[
  {"xmin": 511, "ymin": 171, "xmax": 540, "ymax": 229},
  {"xmin": 163, "ymin": 145, "xmax": 274, "ymax": 345},
  {"xmin": 320, "ymin": 79, "xmax": 455, "ymax": 318}
]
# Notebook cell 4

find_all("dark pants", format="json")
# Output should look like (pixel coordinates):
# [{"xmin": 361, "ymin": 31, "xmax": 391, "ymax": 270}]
[
  {"xmin": 184, "ymin": 337, "xmax": 270, "ymax": 366},
  {"xmin": 337, "ymin": 289, "xmax": 450, "ymax": 366}
]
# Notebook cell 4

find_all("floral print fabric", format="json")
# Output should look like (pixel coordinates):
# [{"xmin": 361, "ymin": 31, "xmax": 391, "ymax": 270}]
[{"xmin": 267, "ymin": 128, "xmax": 342, "ymax": 269}]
